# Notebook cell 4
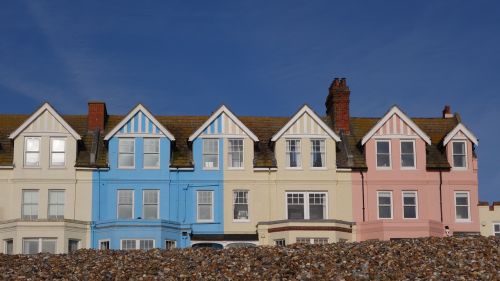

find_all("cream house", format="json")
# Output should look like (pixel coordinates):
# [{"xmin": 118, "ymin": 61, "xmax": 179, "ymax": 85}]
[{"xmin": 478, "ymin": 202, "xmax": 500, "ymax": 237}]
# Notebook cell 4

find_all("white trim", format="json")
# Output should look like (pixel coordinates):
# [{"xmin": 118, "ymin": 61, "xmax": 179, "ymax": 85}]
[
  {"xmin": 271, "ymin": 105, "xmax": 340, "ymax": 142},
  {"xmin": 375, "ymin": 140, "xmax": 392, "ymax": 170},
  {"xmin": 377, "ymin": 191, "xmax": 393, "ymax": 220},
  {"xmin": 361, "ymin": 106, "xmax": 431, "ymax": 145},
  {"xmin": 98, "ymin": 239, "xmax": 111, "ymax": 250},
  {"xmin": 117, "ymin": 189, "xmax": 135, "ymax": 219},
  {"xmin": 285, "ymin": 191, "xmax": 328, "ymax": 220},
  {"xmin": 451, "ymin": 140, "xmax": 468, "ymax": 170},
  {"xmin": 253, "ymin": 167, "xmax": 277, "ymax": 171},
  {"xmin": 104, "ymin": 104, "xmax": 175, "ymax": 141},
  {"xmin": 197, "ymin": 190, "xmax": 214, "ymax": 223},
  {"xmin": 443, "ymin": 123, "xmax": 478, "ymax": 146},
  {"xmin": 169, "ymin": 167, "xmax": 194, "ymax": 171},
  {"xmin": 142, "ymin": 189, "xmax": 160, "ymax": 220},
  {"xmin": 454, "ymin": 191, "xmax": 471, "ymax": 222},
  {"xmin": 372, "ymin": 135, "xmax": 419, "ymax": 140},
  {"xmin": 402, "ymin": 191, "xmax": 418, "ymax": 219},
  {"xmin": 9, "ymin": 103, "xmax": 81, "ymax": 140},
  {"xmin": 400, "ymin": 139, "xmax": 416, "ymax": 170},
  {"xmin": 336, "ymin": 168, "xmax": 352, "ymax": 172},
  {"xmin": 188, "ymin": 105, "xmax": 259, "ymax": 142}
]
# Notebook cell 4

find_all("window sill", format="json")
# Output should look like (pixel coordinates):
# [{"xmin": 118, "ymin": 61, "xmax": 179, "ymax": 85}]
[
  {"xmin": 196, "ymin": 220, "xmax": 215, "ymax": 223},
  {"xmin": 227, "ymin": 167, "xmax": 245, "ymax": 170},
  {"xmin": 402, "ymin": 217, "xmax": 418, "ymax": 220},
  {"xmin": 310, "ymin": 167, "xmax": 327, "ymax": 171},
  {"xmin": 118, "ymin": 167, "xmax": 136, "ymax": 170},
  {"xmin": 202, "ymin": 168, "xmax": 220, "ymax": 171},
  {"xmin": 451, "ymin": 167, "xmax": 468, "ymax": 171},
  {"xmin": 285, "ymin": 167, "xmax": 303, "ymax": 170},
  {"xmin": 49, "ymin": 166, "xmax": 67, "ymax": 170},
  {"xmin": 233, "ymin": 219, "xmax": 250, "ymax": 223},
  {"xmin": 23, "ymin": 166, "xmax": 41, "ymax": 169},
  {"xmin": 375, "ymin": 167, "xmax": 392, "ymax": 171},
  {"xmin": 400, "ymin": 167, "xmax": 416, "ymax": 170},
  {"xmin": 143, "ymin": 167, "xmax": 161, "ymax": 170},
  {"xmin": 455, "ymin": 219, "xmax": 472, "ymax": 223},
  {"xmin": 377, "ymin": 218, "xmax": 393, "ymax": 220}
]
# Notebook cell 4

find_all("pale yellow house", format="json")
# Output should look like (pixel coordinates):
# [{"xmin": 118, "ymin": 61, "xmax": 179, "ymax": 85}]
[
  {"xmin": 478, "ymin": 202, "xmax": 500, "ymax": 237},
  {"xmin": 0, "ymin": 103, "xmax": 96, "ymax": 254}
]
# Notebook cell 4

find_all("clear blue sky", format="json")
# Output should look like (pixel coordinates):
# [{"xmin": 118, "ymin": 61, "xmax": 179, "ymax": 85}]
[{"xmin": 1, "ymin": 1, "xmax": 499, "ymax": 201}]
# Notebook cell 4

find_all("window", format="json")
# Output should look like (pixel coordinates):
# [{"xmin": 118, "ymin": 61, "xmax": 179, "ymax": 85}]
[
  {"xmin": 310, "ymin": 139, "xmax": 326, "ymax": 168},
  {"xmin": 68, "ymin": 239, "xmax": 79, "ymax": 253},
  {"xmin": 121, "ymin": 239, "xmax": 154, "ymax": 250},
  {"xmin": 286, "ymin": 192, "xmax": 327, "ymax": 220},
  {"xmin": 377, "ymin": 191, "xmax": 393, "ymax": 219},
  {"xmin": 203, "ymin": 139, "xmax": 219, "ymax": 169},
  {"xmin": 22, "ymin": 190, "xmax": 39, "ymax": 220},
  {"xmin": 23, "ymin": 238, "xmax": 56, "ymax": 254},
  {"xmin": 143, "ymin": 190, "xmax": 159, "ymax": 219},
  {"xmin": 118, "ymin": 138, "xmax": 135, "ymax": 168},
  {"xmin": 455, "ymin": 192, "xmax": 470, "ymax": 221},
  {"xmin": 233, "ymin": 191, "xmax": 249, "ymax": 221},
  {"xmin": 313, "ymin": 238, "xmax": 329, "ymax": 245},
  {"xmin": 400, "ymin": 140, "xmax": 415, "ymax": 168},
  {"xmin": 274, "ymin": 239, "xmax": 286, "ymax": 246},
  {"xmin": 117, "ymin": 190, "xmax": 134, "ymax": 219},
  {"xmin": 99, "ymin": 240, "xmax": 110, "ymax": 250},
  {"xmin": 452, "ymin": 141, "xmax": 466, "ymax": 168},
  {"xmin": 143, "ymin": 138, "xmax": 160, "ymax": 168},
  {"xmin": 494, "ymin": 223, "xmax": 500, "ymax": 237},
  {"xmin": 48, "ymin": 190, "xmax": 65, "ymax": 219},
  {"xmin": 296, "ymin": 238, "xmax": 329, "ymax": 244},
  {"xmin": 165, "ymin": 240, "xmax": 176, "ymax": 250},
  {"xmin": 24, "ymin": 137, "xmax": 41, "ymax": 167},
  {"xmin": 286, "ymin": 139, "xmax": 301, "ymax": 168},
  {"xmin": 4, "ymin": 239, "xmax": 13, "ymax": 255},
  {"xmin": 402, "ymin": 191, "xmax": 417, "ymax": 219},
  {"xmin": 228, "ymin": 139, "xmax": 244, "ymax": 168},
  {"xmin": 197, "ymin": 191, "xmax": 214, "ymax": 222},
  {"xmin": 50, "ymin": 138, "xmax": 66, "ymax": 167},
  {"xmin": 376, "ymin": 140, "xmax": 391, "ymax": 168}
]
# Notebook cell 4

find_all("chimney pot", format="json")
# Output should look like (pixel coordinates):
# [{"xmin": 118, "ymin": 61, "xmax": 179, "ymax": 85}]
[{"xmin": 88, "ymin": 101, "xmax": 107, "ymax": 132}]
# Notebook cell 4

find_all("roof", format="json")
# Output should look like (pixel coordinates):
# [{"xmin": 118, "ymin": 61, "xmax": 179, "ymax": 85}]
[{"xmin": 0, "ymin": 109, "xmax": 467, "ymax": 169}]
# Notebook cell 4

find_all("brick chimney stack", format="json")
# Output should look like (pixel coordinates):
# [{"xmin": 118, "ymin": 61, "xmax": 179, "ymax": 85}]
[
  {"xmin": 326, "ymin": 77, "xmax": 350, "ymax": 134},
  {"xmin": 88, "ymin": 101, "xmax": 107, "ymax": 132},
  {"xmin": 442, "ymin": 105, "xmax": 453, "ymax": 119}
]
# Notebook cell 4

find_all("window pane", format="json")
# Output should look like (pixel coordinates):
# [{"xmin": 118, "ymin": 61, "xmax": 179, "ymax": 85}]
[
  {"xmin": 401, "ymin": 154, "xmax": 415, "ymax": 167},
  {"xmin": 6, "ymin": 240, "xmax": 13, "ymax": 255},
  {"xmin": 403, "ymin": 195, "xmax": 416, "ymax": 205},
  {"xmin": 143, "ymin": 190, "xmax": 158, "ymax": 204},
  {"xmin": 23, "ymin": 239, "xmax": 39, "ymax": 254},
  {"xmin": 198, "ymin": 205, "xmax": 212, "ymax": 220},
  {"xmin": 198, "ymin": 191, "xmax": 212, "ymax": 204},
  {"xmin": 453, "ymin": 142, "xmax": 465, "ymax": 154},
  {"xmin": 377, "ymin": 154, "xmax": 390, "ymax": 167},
  {"xmin": 25, "ymin": 153, "xmax": 40, "ymax": 166},
  {"xmin": 287, "ymin": 205, "xmax": 304, "ymax": 219},
  {"xmin": 311, "ymin": 140, "xmax": 325, "ymax": 168},
  {"xmin": 494, "ymin": 224, "xmax": 500, "ymax": 232},
  {"xmin": 234, "ymin": 203, "xmax": 248, "ymax": 220},
  {"xmin": 119, "ymin": 154, "xmax": 134, "ymax": 167},
  {"xmin": 144, "ymin": 154, "xmax": 159, "ymax": 167},
  {"xmin": 51, "ymin": 139, "xmax": 65, "ymax": 152},
  {"xmin": 41, "ymin": 239, "xmax": 56, "ymax": 254},
  {"xmin": 118, "ymin": 190, "xmax": 133, "ymax": 204},
  {"xmin": 26, "ymin": 138, "xmax": 40, "ymax": 151},
  {"xmin": 119, "ymin": 139, "xmax": 134, "ymax": 153},
  {"xmin": 456, "ymin": 206, "xmax": 469, "ymax": 219},
  {"xmin": 456, "ymin": 195, "xmax": 468, "ymax": 205},
  {"xmin": 379, "ymin": 196, "xmax": 391, "ymax": 205},
  {"xmin": 309, "ymin": 205, "xmax": 324, "ymax": 219},
  {"xmin": 122, "ymin": 240, "xmax": 136, "ymax": 250},
  {"xmin": 377, "ymin": 141, "xmax": 389, "ymax": 154},
  {"xmin": 401, "ymin": 142, "xmax": 413, "ymax": 154},
  {"xmin": 379, "ymin": 206, "xmax": 392, "ymax": 218},
  {"xmin": 404, "ymin": 206, "xmax": 416, "ymax": 218},
  {"xmin": 453, "ymin": 155, "xmax": 466, "ymax": 168},
  {"xmin": 68, "ymin": 240, "xmax": 79, "ymax": 253},
  {"xmin": 203, "ymin": 155, "xmax": 218, "ymax": 168},
  {"xmin": 144, "ymin": 139, "xmax": 159, "ymax": 153},
  {"xmin": 118, "ymin": 206, "xmax": 133, "ymax": 219},
  {"xmin": 139, "ymin": 240, "xmax": 154, "ymax": 250},
  {"xmin": 143, "ymin": 205, "xmax": 158, "ymax": 219},
  {"xmin": 203, "ymin": 139, "xmax": 218, "ymax": 154},
  {"xmin": 51, "ymin": 153, "xmax": 65, "ymax": 166}
]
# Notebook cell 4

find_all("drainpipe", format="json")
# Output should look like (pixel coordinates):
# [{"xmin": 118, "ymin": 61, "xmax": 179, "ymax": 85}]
[
  {"xmin": 439, "ymin": 170, "xmax": 443, "ymax": 222},
  {"xmin": 360, "ymin": 171, "xmax": 365, "ymax": 222}
]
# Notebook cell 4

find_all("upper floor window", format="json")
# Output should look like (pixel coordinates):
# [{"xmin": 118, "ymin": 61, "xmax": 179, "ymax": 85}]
[
  {"xmin": 376, "ymin": 140, "xmax": 391, "ymax": 168},
  {"xmin": 118, "ymin": 138, "xmax": 135, "ymax": 168},
  {"xmin": 452, "ymin": 141, "xmax": 466, "ymax": 168},
  {"xmin": 228, "ymin": 139, "xmax": 244, "ymax": 168},
  {"xmin": 48, "ymin": 190, "xmax": 65, "ymax": 219},
  {"xmin": 22, "ymin": 190, "xmax": 39, "ymax": 220},
  {"xmin": 233, "ymin": 190, "xmax": 249, "ymax": 221},
  {"xmin": 311, "ymin": 140, "xmax": 326, "ymax": 168},
  {"xmin": 455, "ymin": 192, "xmax": 470, "ymax": 221},
  {"xmin": 197, "ymin": 190, "xmax": 214, "ymax": 222},
  {"xmin": 24, "ymin": 137, "xmax": 41, "ymax": 167},
  {"xmin": 377, "ymin": 191, "xmax": 392, "ymax": 219},
  {"xmin": 143, "ymin": 138, "xmax": 160, "ymax": 168},
  {"xmin": 402, "ymin": 191, "xmax": 417, "ymax": 219},
  {"xmin": 203, "ymin": 139, "xmax": 219, "ymax": 169},
  {"xmin": 286, "ymin": 192, "xmax": 326, "ymax": 220},
  {"xmin": 286, "ymin": 139, "xmax": 301, "ymax": 168},
  {"xmin": 117, "ymin": 190, "xmax": 134, "ymax": 219},
  {"xmin": 50, "ymin": 138, "xmax": 66, "ymax": 167},
  {"xmin": 143, "ymin": 190, "xmax": 159, "ymax": 219},
  {"xmin": 400, "ymin": 140, "xmax": 415, "ymax": 168}
]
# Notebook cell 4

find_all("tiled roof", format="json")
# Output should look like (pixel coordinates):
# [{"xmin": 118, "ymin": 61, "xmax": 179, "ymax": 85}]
[{"xmin": 0, "ymin": 111, "xmax": 464, "ymax": 170}]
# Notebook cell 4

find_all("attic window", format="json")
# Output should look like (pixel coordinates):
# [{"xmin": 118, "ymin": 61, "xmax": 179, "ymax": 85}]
[{"xmin": 452, "ymin": 141, "xmax": 466, "ymax": 169}]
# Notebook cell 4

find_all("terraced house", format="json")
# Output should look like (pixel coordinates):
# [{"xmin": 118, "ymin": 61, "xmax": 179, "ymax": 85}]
[{"xmin": 0, "ymin": 77, "xmax": 482, "ymax": 253}]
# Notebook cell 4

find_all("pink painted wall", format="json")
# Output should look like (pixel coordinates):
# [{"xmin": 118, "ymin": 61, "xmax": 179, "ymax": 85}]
[{"xmin": 352, "ymin": 124, "xmax": 479, "ymax": 241}]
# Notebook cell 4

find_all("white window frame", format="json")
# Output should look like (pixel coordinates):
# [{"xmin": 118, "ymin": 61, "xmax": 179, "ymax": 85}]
[
  {"xmin": 376, "ymin": 140, "xmax": 391, "ymax": 169},
  {"xmin": 377, "ymin": 191, "xmax": 393, "ymax": 219},
  {"xmin": 165, "ymin": 240, "xmax": 177, "ymax": 250},
  {"xmin": 452, "ymin": 140, "xmax": 467, "ymax": 170},
  {"xmin": 22, "ymin": 238, "xmax": 57, "ymax": 254},
  {"xmin": 454, "ymin": 191, "xmax": 471, "ymax": 222},
  {"xmin": 285, "ymin": 139, "xmax": 302, "ymax": 169},
  {"xmin": 22, "ymin": 189, "xmax": 39, "ymax": 220},
  {"xmin": 142, "ymin": 189, "xmax": 160, "ymax": 220},
  {"xmin": 197, "ymin": 190, "xmax": 214, "ymax": 222},
  {"xmin": 47, "ymin": 189, "xmax": 65, "ymax": 219},
  {"xmin": 310, "ymin": 139, "xmax": 327, "ymax": 169},
  {"xmin": 295, "ymin": 237, "xmax": 329, "ymax": 244},
  {"xmin": 402, "ymin": 191, "xmax": 418, "ymax": 219},
  {"xmin": 285, "ymin": 192, "xmax": 328, "ymax": 220},
  {"xmin": 24, "ymin": 137, "xmax": 41, "ymax": 168},
  {"xmin": 400, "ymin": 140, "xmax": 416, "ymax": 169},
  {"xmin": 493, "ymin": 223, "xmax": 500, "ymax": 237},
  {"xmin": 274, "ymin": 239, "xmax": 286, "ymax": 246},
  {"xmin": 120, "ymin": 239, "xmax": 155, "ymax": 250},
  {"xmin": 4, "ymin": 239, "xmax": 13, "ymax": 255},
  {"xmin": 227, "ymin": 138, "xmax": 244, "ymax": 169},
  {"xmin": 232, "ymin": 190, "xmax": 249, "ymax": 222},
  {"xmin": 202, "ymin": 139, "xmax": 219, "ymax": 170},
  {"xmin": 50, "ymin": 137, "xmax": 66, "ymax": 168},
  {"xmin": 143, "ymin": 137, "xmax": 160, "ymax": 169},
  {"xmin": 117, "ymin": 189, "xmax": 134, "ymax": 219},
  {"xmin": 118, "ymin": 138, "xmax": 135, "ymax": 169},
  {"xmin": 98, "ymin": 239, "xmax": 111, "ymax": 250}
]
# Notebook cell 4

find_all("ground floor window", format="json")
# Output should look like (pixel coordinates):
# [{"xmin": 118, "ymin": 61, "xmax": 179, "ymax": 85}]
[
  {"xmin": 4, "ymin": 239, "xmax": 13, "ymax": 255},
  {"xmin": 165, "ymin": 240, "xmax": 176, "ymax": 250},
  {"xmin": 121, "ymin": 239, "xmax": 155, "ymax": 250},
  {"xmin": 68, "ymin": 239, "xmax": 80, "ymax": 253},
  {"xmin": 23, "ymin": 238, "xmax": 56, "ymax": 254},
  {"xmin": 494, "ymin": 223, "xmax": 500, "ymax": 237},
  {"xmin": 296, "ymin": 237, "xmax": 329, "ymax": 244},
  {"xmin": 99, "ymin": 240, "xmax": 110, "ymax": 250},
  {"xmin": 274, "ymin": 239, "xmax": 286, "ymax": 246}
]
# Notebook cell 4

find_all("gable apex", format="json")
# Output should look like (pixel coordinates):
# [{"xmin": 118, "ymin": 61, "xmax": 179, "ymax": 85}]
[
  {"xmin": 361, "ymin": 106, "xmax": 431, "ymax": 145},
  {"xmin": 9, "ymin": 102, "xmax": 81, "ymax": 140},
  {"xmin": 103, "ymin": 104, "xmax": 175, "ymax": 140},
  {"xmin": 443, "ymin": 123, "xmax": 478, "ymax": 146}
]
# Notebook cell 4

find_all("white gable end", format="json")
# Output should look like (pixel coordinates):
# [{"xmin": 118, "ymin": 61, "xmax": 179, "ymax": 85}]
[{"xmin": 443, "ymin": 123, "xmax": 478, "ymax": 146}]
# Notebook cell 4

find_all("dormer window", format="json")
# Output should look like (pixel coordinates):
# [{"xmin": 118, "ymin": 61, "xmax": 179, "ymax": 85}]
[
  {"xmin": 24, "ymin": 137, "xmax": 41, "ymax": 167},
  {"xmin": 376, "ymin": 140, "xmax": 391, "ymax": 168},
  {"xmin": 452, "ymin": 141, "xmax": 466, "ymax": 168},
  {"xmin": 400, "ymin": 140, "xmax": 415, "ymax": 168},
  {"xmin": 286, "ymin": 139, "xmax": 301, "ymax": 168}
]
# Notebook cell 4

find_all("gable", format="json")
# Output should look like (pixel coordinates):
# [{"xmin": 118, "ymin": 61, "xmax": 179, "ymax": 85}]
[
  {"xmin": 443, "ymin": 123, "xmax": 478, "ymax": 146},
  {"xmin": 374, "ymin": 113, "xmax": 418, "ymax": 137}
]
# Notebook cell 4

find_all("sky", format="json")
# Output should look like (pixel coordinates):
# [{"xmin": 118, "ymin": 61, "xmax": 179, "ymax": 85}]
[{"xmin": 0, "ymin": 1, "xmax": 499, "ymax": 201}]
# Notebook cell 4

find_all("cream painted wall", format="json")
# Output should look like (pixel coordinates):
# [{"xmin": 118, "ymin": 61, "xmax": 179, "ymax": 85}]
[{"xmin": 479, "ymin": 205, "xmax": 500, "ymax": 237}]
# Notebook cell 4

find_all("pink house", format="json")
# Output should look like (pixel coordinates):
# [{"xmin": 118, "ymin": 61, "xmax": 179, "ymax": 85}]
[{"xmin": 328, "ymin": 79, "xmax": 480, "ymax": 241}]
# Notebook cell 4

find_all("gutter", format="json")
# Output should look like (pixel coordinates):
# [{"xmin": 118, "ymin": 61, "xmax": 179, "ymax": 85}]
[
  {"xmin": 439, "ymin": 170, "xmax": 443, "ymax": 222},
  {"xmin": 360, "ymin": 171, "xmax": 366, "ymax": 222}
]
